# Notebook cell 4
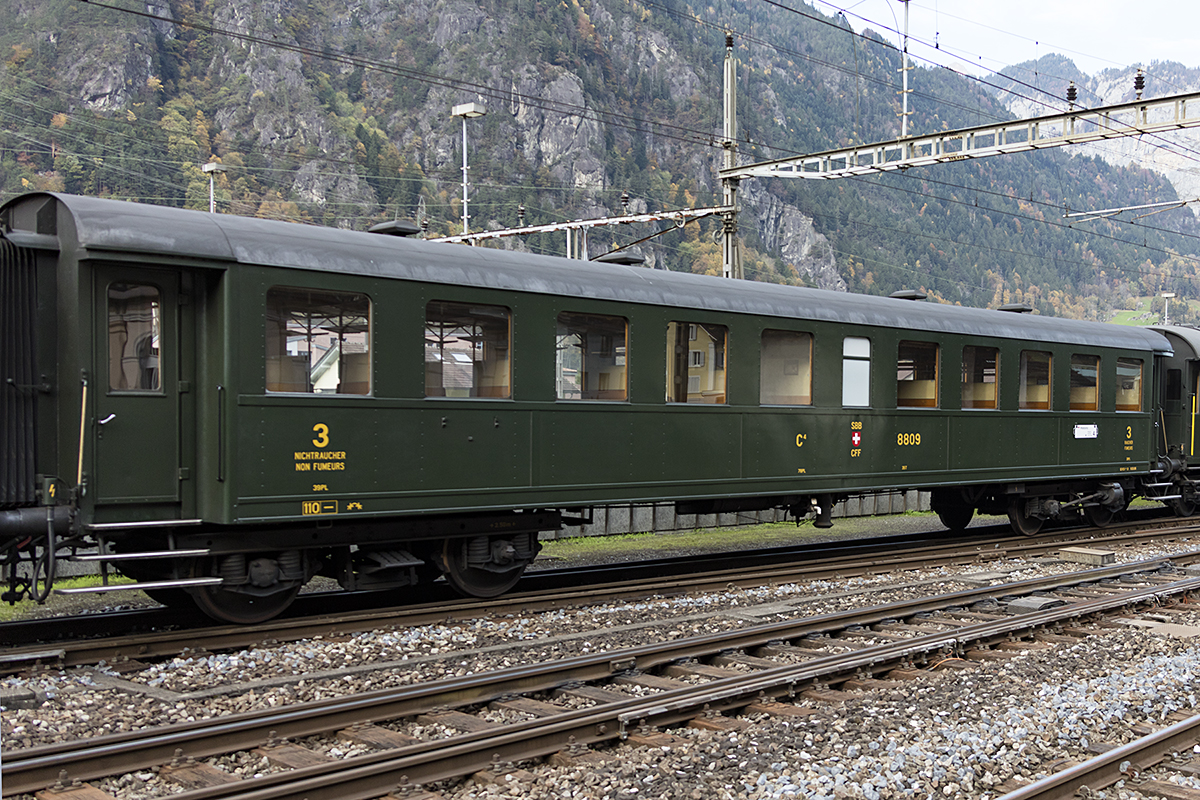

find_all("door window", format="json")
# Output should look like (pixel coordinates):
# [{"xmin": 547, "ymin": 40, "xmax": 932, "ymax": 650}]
[{"xmin": 108, "ymin": 283, "xmax": 161, "ymax": 392}]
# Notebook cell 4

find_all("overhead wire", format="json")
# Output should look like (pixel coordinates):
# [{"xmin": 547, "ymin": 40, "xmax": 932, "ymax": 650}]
[
  {"xmin": 67, "ymin": 0, "xmax": 734, "ymax": 153},
  {"xmin": 869, "ymin": 1, "xmax": 1194, "ymax": 97},
  {"xmin": 49, "ymin": 0, "xmax": 1200, "ymax": 186},
  {"xmin": 5, "ymin": 0, "xmax": 1193, "ymax": 289},
  {"xmin": 0, "ymin": 82, "xmax": 687, "ymax": 213},
  {"xmin": 763, "ymin": 0, "xmax": 1200, "ymax": 169},
  {"xmin": 637, "ymin": 0, "xmax": 1200, "ymax": 216}
]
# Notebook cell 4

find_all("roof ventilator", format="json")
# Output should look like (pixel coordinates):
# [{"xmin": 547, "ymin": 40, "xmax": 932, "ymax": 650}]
[{"xmin": 367, "ymin": 220, "xmax": 423, "ymax": 237}]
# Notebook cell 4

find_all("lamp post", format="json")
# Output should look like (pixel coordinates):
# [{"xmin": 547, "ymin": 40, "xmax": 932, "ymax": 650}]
[
  {"xmin": 451, "ymin": 102, "xmax": 486, "ymax": 235},
  {"xmin": 202, "ymin": 162, "xmax": 227, "ymax": 213},
  {"xmin": 1163, "ymin": 292, "xmax": 1177, "ymax": 325}
]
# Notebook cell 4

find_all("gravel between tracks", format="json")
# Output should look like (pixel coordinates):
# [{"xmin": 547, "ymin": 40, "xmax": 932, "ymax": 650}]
[
  {"xmin": 5, "ymin": 534, "xmax": 1200, "ymax": 800},
  {"xmin": 435, "ymin": 626, "xmax": 1200, "ymax": 800}
]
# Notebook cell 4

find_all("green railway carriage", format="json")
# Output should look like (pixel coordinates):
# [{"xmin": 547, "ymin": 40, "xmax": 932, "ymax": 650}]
[{"xmin": 0, "ymin": 192, "xmax": 1191, "ymax": 622}]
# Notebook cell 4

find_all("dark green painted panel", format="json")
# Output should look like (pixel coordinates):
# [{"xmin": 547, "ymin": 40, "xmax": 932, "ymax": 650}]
[
  {"xmin": 537, "ymin": 406, "xmax": 741, "ymax": 488},
  {"xmin": 234, "ymin": 401, "xmax": 531, "ymax": 517},
  {"xmin": 416, "ymin": 407, "xmax": 530, "ymax": 491},
  {"xmin": 743, "ymin": 411, "xmax": 819, "ymax": 479}
]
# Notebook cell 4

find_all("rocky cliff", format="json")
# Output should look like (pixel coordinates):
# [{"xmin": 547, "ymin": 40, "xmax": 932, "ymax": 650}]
[{"xmin": 3, "ymin": 0, "xmax": 1195, "ymax": 310}]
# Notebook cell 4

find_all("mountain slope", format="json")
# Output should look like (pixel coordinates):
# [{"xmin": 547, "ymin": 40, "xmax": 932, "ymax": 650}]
[{"xmin": 2, "ymin": 0, "xmax": 1198, "ymax": 319}]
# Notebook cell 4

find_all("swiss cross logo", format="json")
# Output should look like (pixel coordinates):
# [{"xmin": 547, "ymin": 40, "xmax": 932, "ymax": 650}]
[{"xmin": 852, "ymin": 431, "xmax": 862, "ymax": 447}]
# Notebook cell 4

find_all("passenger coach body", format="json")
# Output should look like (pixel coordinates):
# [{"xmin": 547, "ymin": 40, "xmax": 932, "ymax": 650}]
[{"xmin": 0, "ymin": 193, "xmax": 1191, "ymax": 621}]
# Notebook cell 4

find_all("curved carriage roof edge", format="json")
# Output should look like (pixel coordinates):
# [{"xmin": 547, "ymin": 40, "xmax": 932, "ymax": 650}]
[
  {"xmin": 1, "ymin": 191, "xmax": 238, "ymax": 262},
  {"xmin": 5, "ymin": 192, "xmax": 1171, "ymax": 354},
  {"xmin": 1150, "ymin": 325, "xmax": 1200, "ymax": 358}
]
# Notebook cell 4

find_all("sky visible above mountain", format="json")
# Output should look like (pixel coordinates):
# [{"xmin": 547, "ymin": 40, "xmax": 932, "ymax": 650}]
[
  {"xmin": 4, "ymin": 0, "xmax": 1200, "ymax": 322},
  {"xmin": 826, "ymin": 0, "xmax": 1200, "ymax": 77}
]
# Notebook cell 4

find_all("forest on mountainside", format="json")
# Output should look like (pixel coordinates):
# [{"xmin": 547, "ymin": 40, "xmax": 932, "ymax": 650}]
[{"xmin": 3, "ymin": 0, "xmax": 1200, "ymax": 321}]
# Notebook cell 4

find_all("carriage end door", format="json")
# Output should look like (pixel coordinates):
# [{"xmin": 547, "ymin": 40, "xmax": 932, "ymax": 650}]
[{"xmin": 94, "ymin": 266, "xmax": 194, "ymax": 514}]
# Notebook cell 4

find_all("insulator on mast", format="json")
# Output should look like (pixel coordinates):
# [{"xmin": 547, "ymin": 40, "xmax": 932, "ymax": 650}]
[
  {"xmin": 1135, "ymin": 68, "xmax": 1145, "ymax": 100},
  {"xmin": 517, "ymin": 205, "xmax": 525, "ymax": 226},
  {"xmin": 1066, "ymin": 81, "xmax": 1077, "ymax": 109}
]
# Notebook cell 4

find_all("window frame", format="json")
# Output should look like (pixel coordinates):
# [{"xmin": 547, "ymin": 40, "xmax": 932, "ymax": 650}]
[
  {"xmin": 1115, "ymin": 357, "xmax": 1143, "ymax": 412},
  {"xmin": 1069, "ymin": 353, "xmax": 1100, "ymax": 412},
  {"xmin": 961, "ymin": 345, "xmax": 999, "ymax": 410},
  {"xmin": 555, "ymin": 311, "xmax": 629, "ymax": 402},
  {"xmin": 107, "ymin": 282, "xmax": 163, "ymax": 394},
  {"xmin": 423, "ymin": 300, "xmax": 511, "ymax": 400},
  {"xmin": 1018, "ymin": 350, "xmax": 1052, "ymax": 411},
  {"xmin": 760, "ymin": 329, "xmax": 814, "ymax": 407},
  {"xmin": 842, "ymin": 336, "xmax": 871, "ymax": 408},
  {"xmin": 667, "ymin": 321, "xmax": 728, "ymax": 404},
  {"xmin": 265, "ymin": 285, "xmax": 372, "ymax": 396},
  {"xmin": 896, "ymin": 340, "xmax": 939, "ymax": 409}
]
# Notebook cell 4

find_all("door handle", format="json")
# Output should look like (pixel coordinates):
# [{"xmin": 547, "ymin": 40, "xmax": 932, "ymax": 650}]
[{"xmin": 98, "ymin": 413, "xmax": 117, "ymax": 425}]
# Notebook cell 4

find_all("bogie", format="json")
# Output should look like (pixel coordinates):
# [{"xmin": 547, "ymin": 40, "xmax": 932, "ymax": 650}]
[
  {"xmin": 439, "ymin": 534, "xmax": 541, "ymax": 598},
  {"xmin": 185, "ymin": 553, "xmax": 308, "ymax": 624}
]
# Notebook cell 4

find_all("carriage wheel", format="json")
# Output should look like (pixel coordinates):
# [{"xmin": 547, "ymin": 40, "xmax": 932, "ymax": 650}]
[
  {"xmin": 187, "ymin": 558, "xmax": 300, "ymax": 624},
  {"xmin": 1007, "ymin": 498, "xmax": 1044, "ymax": 536},
  {"xmin": 1083, "ymin": 504, "xmax": 1115, "ymax": 528},
  {"xmin": 440, "ymin": 538, "xmax": 529, "ymax": 598},
  {"xmin": 1170, "ymin": 496, "xmax": 1198, "ymax": 518},
  {"xmin": 935, "ymin": 504, "xmax": 974, "ymax": 532}
]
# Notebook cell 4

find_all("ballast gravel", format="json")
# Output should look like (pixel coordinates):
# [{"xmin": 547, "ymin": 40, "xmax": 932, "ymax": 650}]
[
  {"xmin": 4, "ymin": 539, "xmax": 1200, "ymax": 800},
  {"xmin": 428, "ymin": 626, "xmax": 1200, "ymax": 800}
]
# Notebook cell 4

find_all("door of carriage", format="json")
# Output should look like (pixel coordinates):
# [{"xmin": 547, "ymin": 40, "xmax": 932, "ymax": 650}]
[{"xmin": 93, "ymin": 265, "xmax": 195, "ymax": 516}]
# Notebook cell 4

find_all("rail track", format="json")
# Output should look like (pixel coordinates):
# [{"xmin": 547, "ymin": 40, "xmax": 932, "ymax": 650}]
[
  {"xmin": 999, "ymin": 713, "xmax": 1200, "ymax": 798},
  {"xmin": 4, "ymin": 518, "xmax": 1199, "ymax": 676},
  {"xmin": 7, "ymin": 553, "xmax": 1200, "ymax": 798}
]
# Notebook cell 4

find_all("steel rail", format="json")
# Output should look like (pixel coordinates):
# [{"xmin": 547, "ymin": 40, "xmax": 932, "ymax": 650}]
[
  {"xmin": 4, "ymin": 557, "xmax": 1190, "ymax": 795},
  {"xmin": 128, "ymin": 573, "xmax": 1200, "ymax": 800},
  {"xmin": 998, "ymin": 714, "xmax": 1200, "ymax": 799},
  {"xmin": 4, "ymin": 521, "xmax": 1196, "ymax": 673}
]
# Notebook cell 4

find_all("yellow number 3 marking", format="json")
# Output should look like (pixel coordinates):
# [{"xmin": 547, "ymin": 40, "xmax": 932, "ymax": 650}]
[{"xmin": 312, "ymin": 423, "xmax": 330, "ymax": 448}]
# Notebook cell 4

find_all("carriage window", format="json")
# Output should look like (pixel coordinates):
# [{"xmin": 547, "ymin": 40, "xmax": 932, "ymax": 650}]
[
  {"xmin": 424, "ymin": 301, "xmax": 511, "ymax": 398},
  {"xmin": 266, "ymin": 287, "xmax": 371, "ymax": 394},
  {"xmin": 897, "ymin": 341, "xmax": 939, "ymax": 408},
  {"xmin": 1019, "ymin": 350, "xmax": 1051, "ymax": 410},
  {"xmin": 556, "ymin": 312, "xmax": 628, "ymax": 400},
  {"xmin": 108, "ymin": 284, "xmax": 161, "ymax": 392},
  {"xmin": 1116, "ymin": 358, "xmax": 1143, "ymax": 412},
  {"xmin": 1070, "ymin": 354, "xmax": 1099, "ymax": 411},
  {"xmin": 667, "ymin": 322, "xmax": 727, "ymax": 403},
  {"xmin": 962, "ymin": 346, "xmax": 998, "ymax": 410},
  {"xmin": 760, "ymin": 330, "xmax": 812, "ymax": 406},
  {"xmin": 842, "ymin": 337, "xmax": 871, "ymax": 407}
]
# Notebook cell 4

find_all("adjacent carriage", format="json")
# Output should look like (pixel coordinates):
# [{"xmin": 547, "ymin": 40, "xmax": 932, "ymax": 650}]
[{"xmin": 1, "ymin": 193, "xmax": 1194, "ymax": 622}]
